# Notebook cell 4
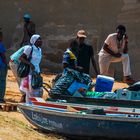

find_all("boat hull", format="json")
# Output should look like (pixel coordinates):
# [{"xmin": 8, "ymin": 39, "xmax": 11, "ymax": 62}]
[{"xmin": 18, "ymin": 104, "xmax": 140, "ymax": 139}]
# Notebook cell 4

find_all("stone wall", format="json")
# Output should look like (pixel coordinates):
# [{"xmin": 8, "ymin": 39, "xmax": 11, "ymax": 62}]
[
  {"xmin": 117, "ymin": 0, "xmax": 140, "ymax": 80},
  {"xmin": 0, "ymin": 0, "xmax": 140, "ymax": 80}
]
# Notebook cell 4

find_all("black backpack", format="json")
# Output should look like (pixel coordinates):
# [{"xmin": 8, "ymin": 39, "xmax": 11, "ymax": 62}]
[{"xmin": 17, "ymin": 47, "xmax": 33, "ymax": 78}]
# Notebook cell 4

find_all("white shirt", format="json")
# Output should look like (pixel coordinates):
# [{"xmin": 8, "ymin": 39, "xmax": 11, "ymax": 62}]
[
  {"xmin": 99, "ymin": 33, "xmax": 126, "ymax": 56},
  {"xmin": 23, "ymin": 45, "xmax": 42, "ymax": 73}
]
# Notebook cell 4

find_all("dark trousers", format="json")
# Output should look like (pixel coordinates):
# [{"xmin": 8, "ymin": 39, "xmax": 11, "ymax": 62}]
[{"xmin": 0, "ymin": 67, "xmax": 7, "ymax": 101}]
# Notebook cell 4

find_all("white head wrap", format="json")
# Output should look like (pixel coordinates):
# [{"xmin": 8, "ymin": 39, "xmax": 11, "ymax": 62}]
[{"xmin": 30, "ymin": 34, "xmax": 41, "ymax": 45}]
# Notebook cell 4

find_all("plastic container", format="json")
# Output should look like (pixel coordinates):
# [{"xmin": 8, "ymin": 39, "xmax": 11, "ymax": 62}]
[
  {"xmin": 95, "ymin": 75, "xmax": 114, "ymax": 92},
  {"xmin": 116, "ymin": 88, "xmax": 140, "ymax": 100},
  {"xmin": 67, "ymin": 80, "xmax": 88, "ymax": 95}
]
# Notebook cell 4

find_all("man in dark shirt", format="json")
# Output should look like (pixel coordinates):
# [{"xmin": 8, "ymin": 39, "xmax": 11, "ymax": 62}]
[
  {"xmin": 71, "ymin": 30, "xmax": 98, "ymax": 76},
  {"xmin": 20, "ymin": 14, "xmax": 36, "ymax": 46}
]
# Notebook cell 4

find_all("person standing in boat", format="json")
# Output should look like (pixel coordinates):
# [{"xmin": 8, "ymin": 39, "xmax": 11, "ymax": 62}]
[
  {"xmin": 98, "ymin": 25, "xmax": 135, "ymax": 85},
  {"xmin": 0, "ymin": 29, "xmax": 7, "ymax": 103},
  {"xmin": 19, "ymin": 34, "xmax": 42, "ymax": 103}
]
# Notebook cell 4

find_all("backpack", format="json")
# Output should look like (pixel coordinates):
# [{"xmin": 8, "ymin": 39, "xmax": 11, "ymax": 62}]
[{"xmin": 17, "ymin": 46, "xmax": 33, "ymax": 78}]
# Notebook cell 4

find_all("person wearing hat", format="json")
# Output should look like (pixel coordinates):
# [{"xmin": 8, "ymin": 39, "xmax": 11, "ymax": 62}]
[
  {"xmin": 98, "ymin": 25, "xmax": 135, "ymax": 85},
  {"xmin": 69, "ymin": 30, "xmax": 98, "ymax": 76},
  {"xmin": 20, "ymin": 13, "xmax": 36, "ymax": 46}
]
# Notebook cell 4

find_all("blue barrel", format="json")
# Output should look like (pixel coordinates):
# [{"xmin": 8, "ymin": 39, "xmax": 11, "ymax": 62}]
[{"xmin": 95, "ymin": 75, "xmax": 114, "ymax": 92}]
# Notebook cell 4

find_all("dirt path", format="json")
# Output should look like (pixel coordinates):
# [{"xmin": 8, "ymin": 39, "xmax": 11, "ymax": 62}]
[{"xmin": 0, "ymin": 111, "xmax": 65, "ymax": 140}]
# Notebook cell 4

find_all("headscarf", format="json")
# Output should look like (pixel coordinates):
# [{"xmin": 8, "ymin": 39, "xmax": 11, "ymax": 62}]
[{"xmin": 30, "ymin": 34, "xmax": 41, "ymax": 45}]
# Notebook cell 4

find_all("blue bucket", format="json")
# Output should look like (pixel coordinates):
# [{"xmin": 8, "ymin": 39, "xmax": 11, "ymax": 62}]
[{"xmin": 95, "ymin": 75, "xmax": 114, "ymax": 92}]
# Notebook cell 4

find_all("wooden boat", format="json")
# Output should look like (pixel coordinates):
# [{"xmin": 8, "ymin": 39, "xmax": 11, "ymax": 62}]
[{"xmin": 18, "ymin": 98, "xmax": 140, "ymax": 139}]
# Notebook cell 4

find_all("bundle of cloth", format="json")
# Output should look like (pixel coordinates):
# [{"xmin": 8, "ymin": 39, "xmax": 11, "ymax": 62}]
[{"xmin": 50, "ymin": 68, "xmax": 94, "ymax": 96}]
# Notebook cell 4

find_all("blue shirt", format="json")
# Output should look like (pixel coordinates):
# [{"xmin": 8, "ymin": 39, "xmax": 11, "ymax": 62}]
[
  {"xmin": 0, "ymin": 42, "xmax": 6, "ymax": 68},
  {"xmin": 10, "ymin": 46, "xmax": 25, "ymax": 64}
]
